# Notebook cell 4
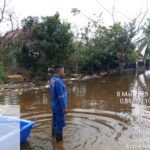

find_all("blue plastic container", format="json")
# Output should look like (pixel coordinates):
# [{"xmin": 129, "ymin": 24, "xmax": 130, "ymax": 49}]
[
  {"xmin": 20, "ymin": 119, "xmax": 36, "ymax": 144},
  {"xmin": 0, "ymin": 115, "xmax": 35, "ymax": 150}
]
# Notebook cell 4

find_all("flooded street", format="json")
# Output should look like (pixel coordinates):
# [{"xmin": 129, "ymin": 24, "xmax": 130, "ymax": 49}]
[{"xmin": 1, "ymin": 70, "xmax": 150, "ymax": 150}]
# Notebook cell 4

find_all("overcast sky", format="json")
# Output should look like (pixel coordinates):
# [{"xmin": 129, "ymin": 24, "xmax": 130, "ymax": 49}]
[{"xmin": 1, "ymin": 0, "xmax": 150, "ymax": 32}]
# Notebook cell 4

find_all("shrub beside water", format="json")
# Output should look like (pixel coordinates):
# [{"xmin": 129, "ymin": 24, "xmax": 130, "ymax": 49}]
[{"xmin": 0, "ymin": 61, "xmax": 6, "ymax": 84}]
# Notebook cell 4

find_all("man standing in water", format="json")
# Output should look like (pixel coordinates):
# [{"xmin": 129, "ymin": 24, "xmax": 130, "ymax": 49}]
[{"xmin": 50, "ymin": 64, "xmax": 68, "ymax": 142}]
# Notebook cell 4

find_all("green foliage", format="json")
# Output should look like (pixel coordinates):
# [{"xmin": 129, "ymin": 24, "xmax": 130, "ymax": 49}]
[
  {"xmin": 73, "ymin": 21, "xmax": 138, "ymax": 74},
  {"xmin": 18, "ymin": 13, "xmax": 74, "ymax": 78},
  {"xmin": 1, "ymin": 12, "xmax": 141, "ymax": 79},
  {"xmin": 1, "ymin": 47, "xmax": 21, "ymax": 69},
  {"xmin": 71, "ymin": 8, "xmax": 81, "ymax": 16},
  {"xmin": 0, "ymin": 60, "xmax": 5, "ymax": 84},
  {"xmin": 138, "ymin": 19, "xmax": 150, "ymax": 58}
]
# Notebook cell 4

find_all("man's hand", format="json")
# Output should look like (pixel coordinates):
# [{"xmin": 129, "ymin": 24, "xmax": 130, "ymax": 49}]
[{"xmin": 63, "ymin": 108, "xmax": 68, "ymax": 114}]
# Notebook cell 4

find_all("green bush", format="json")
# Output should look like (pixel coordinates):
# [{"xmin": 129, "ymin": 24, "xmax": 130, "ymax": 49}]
[{"xmin": 0, "ymin": 60, "xmax": 6, "ymax": 84}]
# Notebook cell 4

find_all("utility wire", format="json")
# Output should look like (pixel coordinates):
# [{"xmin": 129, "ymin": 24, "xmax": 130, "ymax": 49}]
[{"xmin": 95, "ymin": 0, "xmax": 112, "ymax": 16}]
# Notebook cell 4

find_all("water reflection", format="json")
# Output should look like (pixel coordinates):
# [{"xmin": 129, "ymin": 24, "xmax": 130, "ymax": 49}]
[
  {"xmin": 0, "ymin": 94, "xmax": 19, "ymax": 105},
  {"xmin": 127, "ymin": 70, "xmax": 150, "ymax": 149},
  {"xmin": 0, "ymin": 70, "xmax": 150, "ymax": 149},
  {"xmin": 71, "ymin": 83, "xmax": 86, "ymax": 97}
]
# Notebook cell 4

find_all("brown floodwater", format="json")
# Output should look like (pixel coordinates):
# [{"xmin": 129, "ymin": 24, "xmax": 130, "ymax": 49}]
[{"xmin": 1, "ymin": 70, "xmax": 150, "ymax": 150}]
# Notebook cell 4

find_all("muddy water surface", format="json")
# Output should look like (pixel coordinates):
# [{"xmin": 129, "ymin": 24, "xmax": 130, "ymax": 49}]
[{"xmin": 1, "ymin": 71, "xmax": 150, "ymax": 150}]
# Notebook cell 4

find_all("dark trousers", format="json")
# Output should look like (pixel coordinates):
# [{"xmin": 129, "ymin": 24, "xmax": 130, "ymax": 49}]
[{"xmin": 52, "ymin": 107, "xmax": 65, "ymax": 133}]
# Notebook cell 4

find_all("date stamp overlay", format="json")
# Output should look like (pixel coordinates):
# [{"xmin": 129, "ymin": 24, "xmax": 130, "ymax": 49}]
[{"xmin": 117, "ymin": 91, "xmax": 150, "ymax": 149}]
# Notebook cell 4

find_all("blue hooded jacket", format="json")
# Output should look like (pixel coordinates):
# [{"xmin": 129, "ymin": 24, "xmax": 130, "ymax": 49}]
[{"xmin": 50, "ymin": 75, "xmax": 67, "ymax": 110}]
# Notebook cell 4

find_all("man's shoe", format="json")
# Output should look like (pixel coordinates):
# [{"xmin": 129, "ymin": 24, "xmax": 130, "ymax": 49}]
[{"xmin": 56, "ymin": 132, "xmax": 63, "ymax": 142}]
